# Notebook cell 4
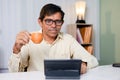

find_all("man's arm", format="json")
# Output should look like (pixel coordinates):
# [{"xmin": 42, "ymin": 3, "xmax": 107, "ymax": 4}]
[
  {"xmin": 8, "ymin": 45, "xmax": 30, "ymax": 72},
  {"xmin": 70, "ymin": 38, "xmax": 99, "ymax": 73},
  {"xmin": 8, "ymin": 53, "xmax": 22, "ymax": 72},
  {"xmin": 8, "ymin": 31, "xmax": 30, "ymax": 72}
]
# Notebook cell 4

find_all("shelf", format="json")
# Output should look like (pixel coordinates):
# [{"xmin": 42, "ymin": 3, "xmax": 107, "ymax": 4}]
[
  {"xmin": 76, "ymin": 23, "xmax": 93, "ymax": 28},
  {"xmin": 67, "ymin": 24, "xmax": 94, "ymax": 54},
  {"xmin": 81, "ymin": 43, "xmax": 92, "ymax": 46}
]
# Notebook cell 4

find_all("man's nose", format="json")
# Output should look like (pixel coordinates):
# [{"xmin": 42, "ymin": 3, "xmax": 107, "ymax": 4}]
[{"xmin": 51, "ymin": 21, "xmax": 56, "ymax": 27}]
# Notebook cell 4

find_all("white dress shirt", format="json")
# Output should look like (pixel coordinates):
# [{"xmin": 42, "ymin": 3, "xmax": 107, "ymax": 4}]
[{"xmin": 8, "ymin": 32, "xmax": 98, "ymax": 72}]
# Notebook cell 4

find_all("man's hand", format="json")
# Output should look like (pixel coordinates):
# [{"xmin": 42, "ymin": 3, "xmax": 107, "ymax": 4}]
[
  {"xmin": 13, "ymin": 31, "xmax": 31, "ymax": 54},
  {"xmin": 81, "ymin": 62, "xmax": 87, "ymax": 74}
]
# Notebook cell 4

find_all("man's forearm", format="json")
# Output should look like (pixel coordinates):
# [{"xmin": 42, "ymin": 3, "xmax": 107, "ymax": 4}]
[{"xmin": 13, "ymin": 43, "xmax": 22, "ymax": 54}]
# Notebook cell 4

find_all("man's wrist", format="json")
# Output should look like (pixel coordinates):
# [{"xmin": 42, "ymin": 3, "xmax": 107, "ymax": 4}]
[
  {"xmin": 13, "ymin": 43, "xmax": 21, "ymax": 54},
  {"xmin": 82, "ymin": 62, "xmax": 87, "ymax": 66}
]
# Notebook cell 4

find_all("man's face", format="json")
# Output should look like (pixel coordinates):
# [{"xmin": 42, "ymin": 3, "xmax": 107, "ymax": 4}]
[{"xmin": 38, "ymin": 12, "xmax": 63, "ymax": 39}]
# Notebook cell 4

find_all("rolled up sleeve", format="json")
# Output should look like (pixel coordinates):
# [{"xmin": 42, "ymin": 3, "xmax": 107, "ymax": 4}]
[
  {"xmin": 8, "ymin": 45, "xmax": 29, "ymax": 72},
  {"xmin": 8, "ymin": 53, "xmax": 21, "ymax": 72}
]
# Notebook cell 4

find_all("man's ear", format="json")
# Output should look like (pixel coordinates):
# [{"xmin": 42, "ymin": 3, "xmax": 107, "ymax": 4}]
[{"xmin": 38, "ymin": 18, "xmax": 43, "ymax": 28}]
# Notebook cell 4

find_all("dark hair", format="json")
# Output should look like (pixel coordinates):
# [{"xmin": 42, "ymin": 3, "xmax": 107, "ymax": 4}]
[{"xmin": 39, "ymin": 3, "xmax": 65, "ymax": 21}]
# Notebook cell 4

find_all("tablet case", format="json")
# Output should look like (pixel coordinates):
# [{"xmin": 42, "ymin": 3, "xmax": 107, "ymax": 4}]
[{"xmin": 44, "ymin": 59, "xmax": 82, "ymax": 79}]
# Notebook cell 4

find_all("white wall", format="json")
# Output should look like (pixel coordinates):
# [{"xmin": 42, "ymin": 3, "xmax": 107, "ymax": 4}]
[{"xmin": 0, "ymin": 0, "xmax": 99, "ymax": 69}]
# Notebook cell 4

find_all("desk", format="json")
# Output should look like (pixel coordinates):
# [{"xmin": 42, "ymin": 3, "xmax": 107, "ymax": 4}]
[
  {"xmin": 81, "ymin": 65, "xmax": 120, "ymax": 80},
  {"xmin": 0, "ymin": 65, "xmax": 120, "ymax": 80}
]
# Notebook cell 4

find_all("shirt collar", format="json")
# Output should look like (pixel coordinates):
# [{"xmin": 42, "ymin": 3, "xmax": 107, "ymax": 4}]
[
  {"xmin": 51, "ymin": 32, "xmax": 63, "ymax": 45},
  {"xmin": 41, "ymin": 30, "xmax": 63, "ymax": 45},
  {"xmin": 57, "ymin": 32, "xmax": 63, "ymax": 40}
]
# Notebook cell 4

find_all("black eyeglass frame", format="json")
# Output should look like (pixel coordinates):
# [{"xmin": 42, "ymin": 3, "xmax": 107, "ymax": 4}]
[{"xmin": 44, "ymin": 19, "xmax": 64, "ymax": 26}]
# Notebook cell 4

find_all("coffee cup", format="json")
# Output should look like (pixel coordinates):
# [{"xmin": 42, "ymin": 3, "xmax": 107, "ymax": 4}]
[{"xmin": 31, "ymin": 32, "xmax": 43, "ymax": 44}]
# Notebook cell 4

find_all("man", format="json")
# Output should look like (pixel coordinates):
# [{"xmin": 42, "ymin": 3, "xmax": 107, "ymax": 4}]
[{"xmin": 8, "ymin": 3, "xmax": 98, "ymax": 74}]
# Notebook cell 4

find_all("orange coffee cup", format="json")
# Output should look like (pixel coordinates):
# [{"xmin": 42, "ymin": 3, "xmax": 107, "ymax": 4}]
[{"xmin": 31, "ymin": 32, "xmax": 43, "ymax": 44}]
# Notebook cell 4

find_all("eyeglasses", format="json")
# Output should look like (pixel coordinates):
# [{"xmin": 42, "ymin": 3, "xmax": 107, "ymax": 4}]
[{"xmin": 44, "ymin": 19, "xmax": 63, "ymax": 26}]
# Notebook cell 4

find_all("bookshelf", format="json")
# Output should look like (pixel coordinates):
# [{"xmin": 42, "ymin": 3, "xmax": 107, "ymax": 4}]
[{"xmin": 67, "ymin": 23, "xmax": 93, "ymax": 55}]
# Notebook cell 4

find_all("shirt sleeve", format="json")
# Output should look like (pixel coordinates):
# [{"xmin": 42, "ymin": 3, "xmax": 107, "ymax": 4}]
[
  {"xmin": 70, "ymin": 38, "xmax": 99, "ymax": 69},
  {"xmin": 8, "ymin": 45, "xmax": 29, "ymax": 72},
  {"xmin": 8, "ymin": 53, "xmax": 21, "ymax": 72}
]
